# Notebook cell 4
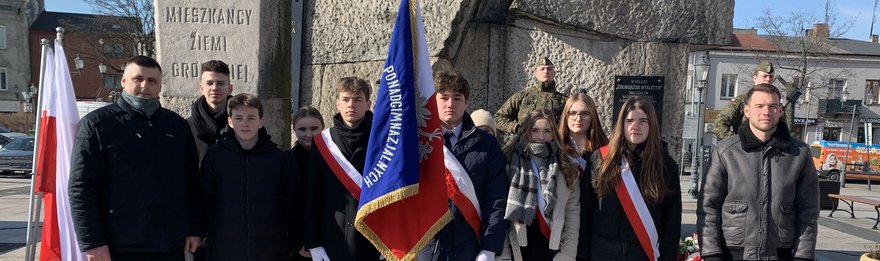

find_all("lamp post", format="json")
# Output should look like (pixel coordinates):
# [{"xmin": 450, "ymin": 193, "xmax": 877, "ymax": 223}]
[
  {"xmin": 20, "ymin": 85, "xmax": 34, "ymax": 134},
  {"xmin": 73, "ymin": 54, "xmax": 84, "ymax": 73},
  {"xmin": 841, "ymin": 88, "xmax": 858, "ymax": 188},
  {"xmin": 689, "ymin": 52, "xmax": 710, "ymax": 198}
]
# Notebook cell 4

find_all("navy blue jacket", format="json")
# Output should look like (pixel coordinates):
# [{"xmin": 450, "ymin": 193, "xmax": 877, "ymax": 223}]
[{"xmin": 421, "ymin": 113, "xmax": 509, "ymax": 261}]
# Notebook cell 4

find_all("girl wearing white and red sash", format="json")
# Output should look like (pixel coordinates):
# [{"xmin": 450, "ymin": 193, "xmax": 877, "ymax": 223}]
[
  {"xmin": 502, "ymin": 109, "xmax": 581, "ymax": 261},
  {"xmin": 583, "ymin": 97, "xmax": 682, "ymax": 261},
  {"xmin": 289, "ymin": 107, "xmax": 325, "ymax": 260},
  {"xmin": 556, "ymin": 91, "xmax": 609, "ymax": 261}
]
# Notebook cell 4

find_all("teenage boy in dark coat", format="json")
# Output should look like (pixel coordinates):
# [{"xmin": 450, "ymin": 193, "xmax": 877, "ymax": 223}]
[
  {"xmin": 304, "ymin": 77, "xmax": 381, "ymax": 261},
  {"xmin": 201, "ymin": 93, "xmax": 298, "ymax": 260},
  {"xmin": 188, "ymin": 60, "xmax": 234, "ymax": 161},
  {"xmin": 419, "ymin": 70, "xmax": 509, "ymax": 261}
]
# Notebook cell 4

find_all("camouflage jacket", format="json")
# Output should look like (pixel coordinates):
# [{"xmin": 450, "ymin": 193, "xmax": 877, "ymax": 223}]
[
  {"xmin": 494, "ymin": 81, "xmax": 566, "ymax": 134},
  {"xmin": 713, "ymin": 94, "xmax": 746, "ymax": 140}
]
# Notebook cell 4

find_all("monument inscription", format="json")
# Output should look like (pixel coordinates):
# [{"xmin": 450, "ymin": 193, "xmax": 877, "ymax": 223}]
[
  {"xmin": 612, "ymin": 76, "xmax": 665, "ymax": 126},
  {"xmin": 156, "ymin": 0, "xmax": 291, "ymax": 146},
  {"xmin": 156, "ymin": 2, "xmax": 258, "ymax": 97}
]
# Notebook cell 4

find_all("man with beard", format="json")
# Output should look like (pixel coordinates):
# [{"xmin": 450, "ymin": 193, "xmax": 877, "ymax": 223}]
[
  {"xmin": 188, "ymin": 60, "xmax": 234, "ymax": 160},
  {"xmin": 699, "ymin": 84, "xmax": 818, "ymax": 261}
]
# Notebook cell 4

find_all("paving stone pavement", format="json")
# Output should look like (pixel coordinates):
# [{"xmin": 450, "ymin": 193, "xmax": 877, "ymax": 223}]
[{"xmin": 0, "ymin": 175, "xmax": 875, "ymax": 260}]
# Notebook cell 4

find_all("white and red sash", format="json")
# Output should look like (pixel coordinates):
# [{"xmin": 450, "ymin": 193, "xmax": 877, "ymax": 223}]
[
  {"xmin": 576, "ymin": 157, "xmax": 587, "ymax": 178},
  {"xmin": 530, "ymin": 160, "xmax": 552, "ymax": 240},
  {"xmin": 600, "ymin": 146, "xmax": 659, "ymax": 261},
  {"xmin": 443, "ymin": 147, "xmax": 482, "ymax": 238},
  {"xmin": 313, "ymin": 129, "xmax": 363, "ymax": 199}
]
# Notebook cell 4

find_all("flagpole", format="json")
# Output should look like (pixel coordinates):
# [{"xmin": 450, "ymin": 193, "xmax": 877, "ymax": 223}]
[{"xmin": 24, "ymin": 35, "xmax": 54, "ymax": 261}]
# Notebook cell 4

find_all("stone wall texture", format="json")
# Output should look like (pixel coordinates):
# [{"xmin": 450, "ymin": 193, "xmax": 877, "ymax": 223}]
[
  {"xmin": 156, "ymin": 0, "xmax": 292, "ymax": 146},
  {"xmin": 300, "ymin": 0, "xmax": 732, "ymax": 157}
]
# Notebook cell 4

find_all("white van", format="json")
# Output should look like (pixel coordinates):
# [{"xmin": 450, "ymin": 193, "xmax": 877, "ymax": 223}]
[{"xmin": 76, "ymin": 101, "xmax": 113, "ymax": 119}]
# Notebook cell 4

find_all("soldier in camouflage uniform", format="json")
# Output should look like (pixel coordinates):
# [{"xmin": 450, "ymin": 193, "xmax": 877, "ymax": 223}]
[
  {"xmin": 494, "ymin": 57, "xmax": 567, "ymax": 140},
  {"xmin": 712, "ymin": 60, "xmax": 775, "ymax": 140}
]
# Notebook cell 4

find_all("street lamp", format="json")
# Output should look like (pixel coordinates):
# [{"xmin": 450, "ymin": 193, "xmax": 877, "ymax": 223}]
[
  {"xmin": 688, "ymin": 52, "xmax": 710, "ymax": 198},
  {"xmin": 73, "ymin": 54, "xmax": 84, "ymax": 73},
  {"xmin": 20, "ymin": 85, "xmax": 35, "ymax": 133},
  {"xmin": 841, "ymin": 88, "xmax": 858, "ymax": 188}
]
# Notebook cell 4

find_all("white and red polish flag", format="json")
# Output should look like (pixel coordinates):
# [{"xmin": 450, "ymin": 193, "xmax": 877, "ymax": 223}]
[{"xmin": 34, "ymin": 38, "xmax": 85, "ymax": 261}]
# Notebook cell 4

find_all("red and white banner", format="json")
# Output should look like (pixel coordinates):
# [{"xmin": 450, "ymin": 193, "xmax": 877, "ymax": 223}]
[
  {"xmin": 614, "ymin": 161, "xmax": 660, "ymax": 261},
  {"xmin": 34, "ymin": 39, "xmax": 85, "ymax": 261},
  {"xmin": 313, "ymin": 129, "xmax": 363, "ymax": 199},
  {"xmin": 442, "ymin": 147, "xmax": 481, "ymax": 238},
  {"xmin": 599, "ymin": 146, "xmax": 659, "ymax": 261}
]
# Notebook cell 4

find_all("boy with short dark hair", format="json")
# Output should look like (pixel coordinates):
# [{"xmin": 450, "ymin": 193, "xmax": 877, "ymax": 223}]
[
  {"xmin": 201, "ymin": 93, "xmax": 299, "ymax": 260},
  {"xmin": 419, "ymin": 70, "xmax": 508, "ymax": 261}
]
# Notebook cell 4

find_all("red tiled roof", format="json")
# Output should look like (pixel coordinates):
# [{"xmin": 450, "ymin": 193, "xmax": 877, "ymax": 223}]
[{"xmin": 727, "ymin": 33, "xmax": 777, "ymax": 51}]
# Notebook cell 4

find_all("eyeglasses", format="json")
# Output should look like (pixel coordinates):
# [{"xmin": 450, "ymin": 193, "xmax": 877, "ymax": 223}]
[
  {"xmin": 202, "ymin": 80, "xmax": 228, "ymax": 88},
  {"xmin": 567, "ymin": 111, "xmax": 590, "ymax": 119}
]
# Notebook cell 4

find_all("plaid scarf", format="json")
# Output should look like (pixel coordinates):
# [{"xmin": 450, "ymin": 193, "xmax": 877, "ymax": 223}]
[{"xmin": 505, "ymin": 141, "xmax": 560, "ymax": 225}]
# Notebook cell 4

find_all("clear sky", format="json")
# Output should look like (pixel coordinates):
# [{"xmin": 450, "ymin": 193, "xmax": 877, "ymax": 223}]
[
  {"xmin": 733, "ymin": 0, "xmax": 877, "ymax": 40},
  {"xmin": 45, "ymin": 0, "xmax": 878, "ymax": 41}
]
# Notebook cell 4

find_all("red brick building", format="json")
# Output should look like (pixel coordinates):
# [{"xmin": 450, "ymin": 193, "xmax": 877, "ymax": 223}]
[{"xmin": 30, "ymin": 11, "xmax": 131, "ymax": 101}]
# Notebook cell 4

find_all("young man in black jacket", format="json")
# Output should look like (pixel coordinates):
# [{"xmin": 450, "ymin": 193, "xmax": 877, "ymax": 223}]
[
  {"xmin": 188, "ymin": 60, "xmax": 234, "ymax": 161},
  {"xmin": 304, "ymin": 77, "xmax": 381, "ymax": 261},
  {"xmin": 69, "ymin": 56, "xmax": 203, "ymax": 260},
  {"xmin": 201, "ymin": 93, "xmax": 298, "ymax": 260},
  {"xmin": 419, "ymin": 70, "xmax": 508, "ymax": 261}
]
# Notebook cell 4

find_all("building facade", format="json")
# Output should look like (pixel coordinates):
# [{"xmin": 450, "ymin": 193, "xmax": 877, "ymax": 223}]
[
  {"xmin": 0, "ymin": 0, "xmax": 41, "ymax": 112},
  {"xmin": 688, "ymin": 25, "xmax": 880, "ymax": 148},
  {"xmin": 29, "ymin": 11, "xmax": 129, "ymax": 102}
]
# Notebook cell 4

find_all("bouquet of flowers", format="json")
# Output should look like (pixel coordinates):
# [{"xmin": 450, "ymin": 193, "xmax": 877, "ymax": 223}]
[{"xmin": 677, "ymin": 233, "xmax": 702, "ymax": 261}]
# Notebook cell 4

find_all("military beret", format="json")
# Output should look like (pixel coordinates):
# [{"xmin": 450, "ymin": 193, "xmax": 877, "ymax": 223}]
[
  {"xmin": 756, "ymin": 60, "xmax": 774, "ymax": 74},
  {"xmin": 537, "ymin": 56, "xmax": 553, "ymax": 66}
]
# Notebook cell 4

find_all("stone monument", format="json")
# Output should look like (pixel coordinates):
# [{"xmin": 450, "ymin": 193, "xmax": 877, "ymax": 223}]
[
  {"xmin": 154, "ymin": 0, "xmax": 292, "ymax": 146},
  {"xmin": 299, "ymin": 0, "xmax": 733, "ymax": 160}
]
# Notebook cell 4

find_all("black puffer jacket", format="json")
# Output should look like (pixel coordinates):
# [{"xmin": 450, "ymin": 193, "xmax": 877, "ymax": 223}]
[
  {"xmin": 69, "ymin": 99, "xmax": 203, "ymax": 253},
  {"xmin": 201, "ymin": 126, "xmax": 298, "ymax": 261},
  {"xmin": 581, "ymin": 145, "xmax": 681, "ymax": 261},
  {"xmin": 420, "ymin": 113, "xmax": 509, "ymax": 260},
  {"xmin": 304, "ymin": 112, "xmax": 381, "ymax": 261}
]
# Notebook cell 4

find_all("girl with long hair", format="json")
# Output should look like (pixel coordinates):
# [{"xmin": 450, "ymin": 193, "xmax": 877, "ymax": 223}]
[
  {"xmin": 558, "ymin": 91, "xmax": 609, "ymax": 159},
  {"xmin": 289, "ymin": 106, "xmax": 324, "ymax": 260},
  {"xmin": 503, "ymin": 109, "xmax": 580, "ymax": 261},
  {"xmin": 582, "ymin": 96, "xmax": 681, "ymax": 260},
  {"xmin": 557, "ymin": 91, "xmax": 608, "ymax": 261}
]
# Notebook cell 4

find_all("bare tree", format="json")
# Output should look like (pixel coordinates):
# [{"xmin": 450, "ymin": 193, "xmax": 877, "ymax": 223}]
[
  {"xmin": 63, "ymin": 0, "xmax": 154, "ymax": 73},
  {"xmin": 753, "ymin": 6, "xmax": 856, "ymax": 135}
]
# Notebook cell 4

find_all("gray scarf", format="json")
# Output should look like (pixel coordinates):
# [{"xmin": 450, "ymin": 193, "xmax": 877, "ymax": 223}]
[
  {"xmin": 121, "ymin": 91, "xmax": 161, "ymax": 117},
  {"xmin": 504, "ymin": 141, "xmax": 560, "ymax": 225}
]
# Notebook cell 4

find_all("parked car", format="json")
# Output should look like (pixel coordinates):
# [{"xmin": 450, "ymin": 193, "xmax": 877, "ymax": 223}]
[
  {"xmin": 0, "ymin": 133, "xmax": 27, "ymax": 149},
  {"xmin": 0, "ymin": 137, "xmax": 35, "ymax": 177}
]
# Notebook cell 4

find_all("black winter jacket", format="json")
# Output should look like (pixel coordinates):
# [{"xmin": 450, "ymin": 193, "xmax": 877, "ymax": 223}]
[
  {"xmin": 304, "ymin": 112, "xmax": 381, "ymax": 261},
  {"xmin": 581, "ymin": 145, "xmax": 682, "ymax": 261},
  {"xmin": 420, "ymin": 113, "xmax": 509, "ymax": 261},
  {"xmin": 201, "ymin": 127, "xmax": 299, "ymax": 260},
  {"xmin": 69, "ymin": 99, "xmax": 203, "ymax": 253}
]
